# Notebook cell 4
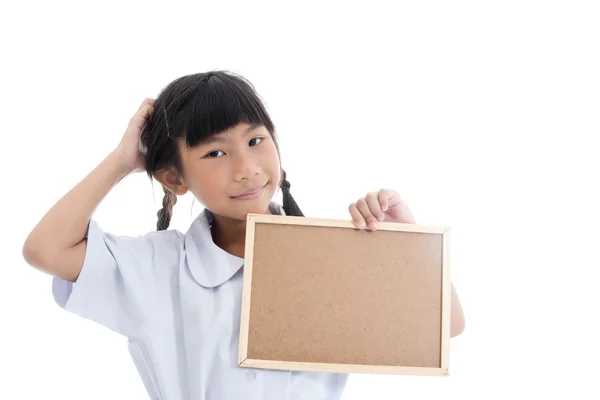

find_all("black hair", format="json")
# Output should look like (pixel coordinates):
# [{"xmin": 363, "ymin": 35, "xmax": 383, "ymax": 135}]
[{"xmin": 140, "ymin": 70, "xmax": 303, "ymax": 230}]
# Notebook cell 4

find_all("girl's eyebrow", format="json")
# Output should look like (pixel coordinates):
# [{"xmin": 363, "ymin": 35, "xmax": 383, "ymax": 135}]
[{"xmin": 198, "ymin": 123, "xmax": 262, "ymax": 145}]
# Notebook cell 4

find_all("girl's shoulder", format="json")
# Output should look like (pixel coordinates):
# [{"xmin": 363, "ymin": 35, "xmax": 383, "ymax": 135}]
[
  {"xmin": 89, "ymin": 220, "xmax": 186, "ymax": 271},
  {"xmin": 140, "ymin": 227, "xmax": 185, "ymax": 246}
]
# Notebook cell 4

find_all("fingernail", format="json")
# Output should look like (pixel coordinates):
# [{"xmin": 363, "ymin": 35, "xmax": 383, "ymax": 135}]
[
  {"xmin": 358, "ymin": 221, "xmax": 366, "ymax": 229},
  {"xmin": 369, "ymin": 222, "xmax": 378, "ymax": 230}
]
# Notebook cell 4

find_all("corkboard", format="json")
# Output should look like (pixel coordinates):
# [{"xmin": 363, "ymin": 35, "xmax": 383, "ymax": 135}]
[{"xmin": 238, "ymin": 214, "xmax": 451, "ymax": 376}]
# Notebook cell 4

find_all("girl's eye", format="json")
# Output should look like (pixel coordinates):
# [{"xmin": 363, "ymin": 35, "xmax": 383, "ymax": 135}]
[
  {"xmin": 203, "ymin": 137, "xmax": 262, "ymax": 158},
  {"xmin": 205, "ymin": 150, "xmax": 224, "ymax": 158}
]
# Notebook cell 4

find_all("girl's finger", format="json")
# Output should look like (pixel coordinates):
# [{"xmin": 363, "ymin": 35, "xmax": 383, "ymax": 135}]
[
  {"xmin": 131, "ymin": 105, "xmax": 154, "ymax": 130},
  {"xmin": 348, "ymin": 203, "xmax": 366, "ymax": 229},
  {"xmin": 143, "ymin": 104, "xmax": 155, "ymax": 118},
  {"xmin": 378, "ymin": 188, "xmax": 396, "ymax": 212},
  {"xmin": 366, "ymin": 192, "xmax": 385, "ymax": 222},
  {"xmin": 138, "ymin": 98, "xmax": 149, "ymax": 110},
  {"xmin": 138, "ymin": 98, "xmax": 155, "ymax": 110},
  {"xmin": 356, "ymin": 198, "xmax": 378, "ymax": 230}
]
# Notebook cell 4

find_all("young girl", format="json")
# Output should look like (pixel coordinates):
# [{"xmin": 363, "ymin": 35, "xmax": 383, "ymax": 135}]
[{"xmin": 22, "ymin": 70, "xmax": 465, "ymax": 399}]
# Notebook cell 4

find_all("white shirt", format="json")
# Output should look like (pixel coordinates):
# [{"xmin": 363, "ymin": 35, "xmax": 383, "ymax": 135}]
[{"xmin": 52, "ymin": 202, "xmax": 349, "ymax": 399}]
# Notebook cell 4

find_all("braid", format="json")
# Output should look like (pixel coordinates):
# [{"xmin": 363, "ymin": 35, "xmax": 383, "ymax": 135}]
[
  {"xmin": 280, "ymin": 170, "xmax": 304, "ymax": 217},
  {"xmin": 157, "ymin": 186, "xmax": 178, "ymax": 230}
]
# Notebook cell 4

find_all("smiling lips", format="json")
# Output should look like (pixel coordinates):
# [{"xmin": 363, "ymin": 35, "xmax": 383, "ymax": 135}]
[{"xmin": 232, "ymin": 183, "xmax": 268, "ymax": 200}]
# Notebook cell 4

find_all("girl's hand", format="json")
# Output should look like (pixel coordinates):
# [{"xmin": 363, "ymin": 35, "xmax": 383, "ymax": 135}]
[
  {"xmin": 348, "ymin": 188, "xmax": 416, "ymax": 230},
  {"xmin": 114, "ymin": 98, "xmax": 155, "ymax": 174}
]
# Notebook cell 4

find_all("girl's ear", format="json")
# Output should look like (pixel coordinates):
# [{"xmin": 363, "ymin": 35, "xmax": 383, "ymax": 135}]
[{"xmin": 153, "ymin": 167, "xmax": 189, "ymax": 196}]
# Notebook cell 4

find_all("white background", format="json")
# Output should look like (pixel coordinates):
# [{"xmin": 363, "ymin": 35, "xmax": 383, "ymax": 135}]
[{"xmin": 2, "ymin": 1, "xmax": 599, "ymax": 399}]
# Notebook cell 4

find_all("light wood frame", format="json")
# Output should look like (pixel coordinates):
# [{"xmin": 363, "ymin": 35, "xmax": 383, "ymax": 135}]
[{"xmin": 238, "ymin": 213, "xmax": 451, "ymax": 376}]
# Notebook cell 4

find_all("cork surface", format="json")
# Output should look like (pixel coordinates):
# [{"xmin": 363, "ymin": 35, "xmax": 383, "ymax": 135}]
[{"xmin": 246, "ymin": 222, "xmax": 443, "ymax": 368}]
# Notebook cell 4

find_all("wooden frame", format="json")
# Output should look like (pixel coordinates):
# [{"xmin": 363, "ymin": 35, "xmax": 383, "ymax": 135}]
[{"xmin": 238, "ymin": 213, "xmax": 451, "ymax": 376}]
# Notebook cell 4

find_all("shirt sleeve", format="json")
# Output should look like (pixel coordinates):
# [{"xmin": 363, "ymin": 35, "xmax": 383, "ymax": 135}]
[{"xmin": 52, "ymin": 219, "xmax": 181, "ymax": 336}]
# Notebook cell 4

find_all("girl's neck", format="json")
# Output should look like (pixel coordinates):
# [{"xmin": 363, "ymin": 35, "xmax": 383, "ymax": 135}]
[
  {"xmin": 210, "ymin": 216, "xmax": 247, "ymax": 258},
  {"xmin": 210, "ymin": 207, "xmax": 272, "ymax": 258}
]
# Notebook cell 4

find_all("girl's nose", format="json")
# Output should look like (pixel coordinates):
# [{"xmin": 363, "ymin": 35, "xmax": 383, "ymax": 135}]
[{"xmin": 233, "ymin": 157, "xmax": 260, "ymax": 181}]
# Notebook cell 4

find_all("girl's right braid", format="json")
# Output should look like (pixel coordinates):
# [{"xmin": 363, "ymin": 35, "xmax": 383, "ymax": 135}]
[{"xmin": 157, "ymin": 186, "xmax": 177, "ymax": 230}]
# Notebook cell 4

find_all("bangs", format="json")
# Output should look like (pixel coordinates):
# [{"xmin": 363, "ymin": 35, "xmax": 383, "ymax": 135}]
[{"xmin": 182, "ymin": 72, "xmax": 274, "ymax": 148}]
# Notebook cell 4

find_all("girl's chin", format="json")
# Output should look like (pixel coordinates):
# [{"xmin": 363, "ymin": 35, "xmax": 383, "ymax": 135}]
[{"xmin": 229, "ymin": 189, "xmax": 276, "ymax": 217}]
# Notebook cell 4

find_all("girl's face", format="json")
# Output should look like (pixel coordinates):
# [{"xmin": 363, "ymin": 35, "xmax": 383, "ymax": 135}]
[{"xmin": 178, "ymin": 122, "xmax": 281, "ymax": 221}]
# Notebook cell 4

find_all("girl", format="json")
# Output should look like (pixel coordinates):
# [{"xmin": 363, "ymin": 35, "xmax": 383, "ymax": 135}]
[{"xmin": 22, "ymin": 71, "xmax": 465, "ymax": 399}]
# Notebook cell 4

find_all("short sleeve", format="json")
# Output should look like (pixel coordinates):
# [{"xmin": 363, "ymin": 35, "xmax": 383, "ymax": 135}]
[{"xmin": 52, "ymin": 220, "xmax": 181, "ymax": 336}]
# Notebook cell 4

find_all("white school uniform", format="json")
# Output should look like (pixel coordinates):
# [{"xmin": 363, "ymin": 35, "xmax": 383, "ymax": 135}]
[{"xmin": 52, "ymin": 202, "xmax": 349, "ymax": 400}]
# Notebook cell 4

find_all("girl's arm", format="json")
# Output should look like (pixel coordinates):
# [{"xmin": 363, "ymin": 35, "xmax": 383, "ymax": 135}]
[
  {"xmin": 22, "ymin": 98, "xmax": 154, "ymax": 282},
  {"xmin": 22, "ymin": 151, "xmax": 132, "ymax": 282}
]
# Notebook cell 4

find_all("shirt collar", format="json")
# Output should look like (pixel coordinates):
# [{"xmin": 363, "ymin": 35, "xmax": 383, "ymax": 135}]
[{"xmin": 184, "ymin": 202, "xmax": 285, "ymax": 288}]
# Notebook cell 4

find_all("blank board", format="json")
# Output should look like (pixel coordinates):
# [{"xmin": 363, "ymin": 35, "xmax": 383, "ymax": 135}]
[{"xmin": 238, "ymin": 213, "xmax": 451, "ymax": 376}]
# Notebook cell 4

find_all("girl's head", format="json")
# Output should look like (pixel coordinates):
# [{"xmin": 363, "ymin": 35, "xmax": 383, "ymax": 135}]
[{"xmin": 140, "ymin": 70, "xmax": 303, "ymax": 230}]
